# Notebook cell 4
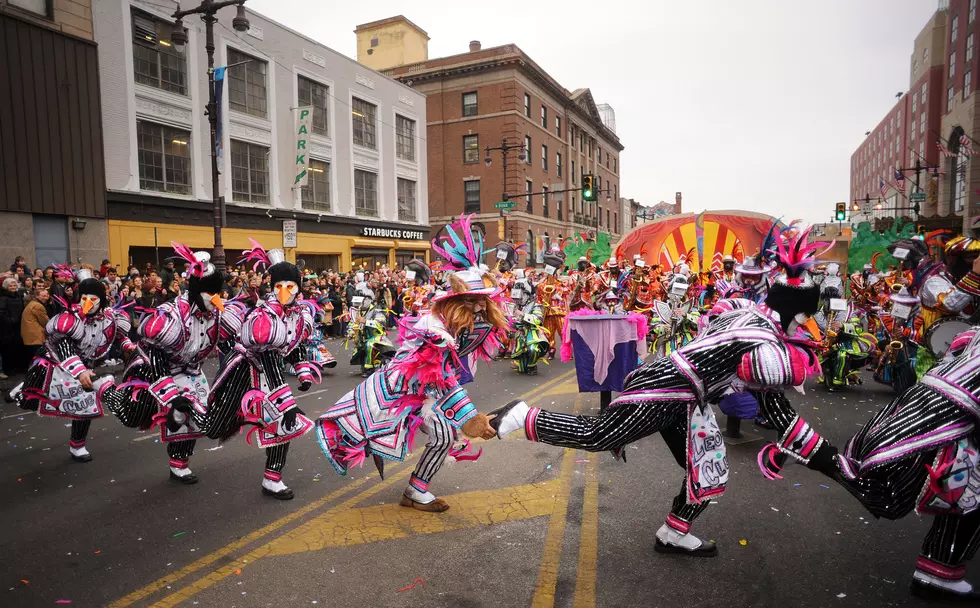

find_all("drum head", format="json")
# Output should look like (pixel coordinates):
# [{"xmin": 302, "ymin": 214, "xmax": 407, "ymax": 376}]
[{"xmin": 925, "ymin": 318, "xmax": 972, "ymax": 357}]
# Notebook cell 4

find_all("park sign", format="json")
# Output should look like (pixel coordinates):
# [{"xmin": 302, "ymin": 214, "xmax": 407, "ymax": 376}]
[
  {"xmin": 293, "ymin": 106, "xmax": 313, "ymax": 187},
  {"xmin": 494, "ymin": 201, "xmax": 516, "ymax": 209}
]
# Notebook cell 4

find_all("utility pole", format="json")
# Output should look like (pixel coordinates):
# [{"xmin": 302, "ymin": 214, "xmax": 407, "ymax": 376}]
[
  {"xmin": 170, "ymin": 0, "xmax": 250, "ymax": 272},
  {"xmin": 484, "ymin": 137, "xmax": 526, "ymax": 243}
]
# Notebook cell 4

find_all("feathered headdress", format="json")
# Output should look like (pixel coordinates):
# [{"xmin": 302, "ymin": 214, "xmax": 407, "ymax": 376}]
[
  {"xmin": 431, "ymin": 214, "xmax": 485, "ymax": 271},
  {"xmin": 52, "ymin": 263, "xmax": 76, "ymax": 281},
  {"xmin": 759, "ymin": 217, "xmax": 782, "ymax": 265},
  {"xmin": 170, "ymin": 241, "xmax": 213, "ymax": 279},
  {"xmin": 240, "ymin": 238, "xmax": 272, "ymax": 272},
  {"xmin": 774, "ymin": 226, "xmax": 833, "ymax": 286}
]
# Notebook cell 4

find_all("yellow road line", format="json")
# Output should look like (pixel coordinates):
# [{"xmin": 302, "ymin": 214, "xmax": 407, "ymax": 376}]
[
  {"xmin": 264, "ymin": 478, "xmax": 563, "ymax": 556},
  {"xmin": 530, "ymin": 394, "xmax": 583, "ymax": 608},
  {"xmin": 148, "ymin": 467, "xmax": 414, "ymax": 608},
  {"xmin": 573, "ymin": 459, "xmax": 599, "ymax": 608},
  {"xmin": 107, "ymin": 466, "xmax": 398, "ymax": 608},
  {"xmin": 125, "ymin": 369, "xmax": 576, "ymax": 607}
]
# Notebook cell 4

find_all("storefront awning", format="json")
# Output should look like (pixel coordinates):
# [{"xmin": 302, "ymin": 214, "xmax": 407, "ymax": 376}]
[
  {"xmin": 351, "ymin": 238, "xmax": 396, "ymax": 249},
  {"xmin": 394, "ymin": 240, "xmax": 431, "ymax": 250}
]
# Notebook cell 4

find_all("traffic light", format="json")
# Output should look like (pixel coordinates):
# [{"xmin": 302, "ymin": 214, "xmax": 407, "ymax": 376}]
[
  {"xmin": 835, "ymin": 202, "xmax": 846, "ymax": 222},
  {"xmin": 582, "ymin": 174, "xmax": 597, "ymax": 202}
]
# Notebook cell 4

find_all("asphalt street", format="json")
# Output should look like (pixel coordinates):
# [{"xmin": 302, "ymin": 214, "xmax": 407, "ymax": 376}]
[{"xmin": 0, "ymin": 342, "xmax": 969, "ymax": 608}]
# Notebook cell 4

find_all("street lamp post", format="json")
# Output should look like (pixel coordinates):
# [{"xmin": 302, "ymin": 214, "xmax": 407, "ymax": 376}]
[
  {"xmin": 170, "ymin": 0, "xmax": 250, "ymax": 272},
  {"xmin": 484, "ymin": 137, "xmax": 526, "ymax": 243}
]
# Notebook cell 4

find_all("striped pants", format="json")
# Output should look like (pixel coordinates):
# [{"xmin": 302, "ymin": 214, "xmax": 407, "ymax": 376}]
[
  {"xmin": 69, "ymin": 420, "xmax": 91, "ymax": 449},
  {"xmin": 527, "ymin": 402, "xmax": 709, "ymax": 532},
  {"xmin": 102, "ymin": 383, "xmax": 197, "ymax": 470},
  {"xmin": 408, "ymin": 409, "xmax": 458, "ymax": 495}
]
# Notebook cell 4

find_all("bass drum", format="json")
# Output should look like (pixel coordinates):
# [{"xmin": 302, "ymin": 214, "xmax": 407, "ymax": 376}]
[{"xmin": 924, "ymin": 317, "xmax": 973, "ymax": 357}]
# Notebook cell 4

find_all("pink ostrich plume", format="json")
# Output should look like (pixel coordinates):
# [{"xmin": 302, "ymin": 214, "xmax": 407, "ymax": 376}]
[
  {"xmin": 239, "ymin": 238, "xmax": 272, "ymax": 272},
  {"xmin": 431, "ymin": 214, "xmax": 485, "ymax": 271},
  {"xmin": 774, "ymin": 226, "xmax": 834, "ymax": 286},
  {"xmin": 170, "ymin": 242, "xmax": 208, "ymax": 279},
  {"xmin": 52, "ymin": 264, "xmax": 76, "ymax": 281}
]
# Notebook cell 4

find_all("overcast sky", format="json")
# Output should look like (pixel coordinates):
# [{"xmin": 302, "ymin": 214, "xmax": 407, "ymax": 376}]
[{"xmin": 247, "ymin": 0, "xmax": 939, "ymax": 224}]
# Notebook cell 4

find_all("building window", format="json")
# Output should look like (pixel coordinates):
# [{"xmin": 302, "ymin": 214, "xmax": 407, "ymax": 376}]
[
  {"xmin": 910, "ymin": 121, "xmax": 916, "ymax": 136},
  {"xmin": 354, "ymin": 169, "xmax": 379, "ymax": 216},
  {"xmin": 598, "ymin": 205, "xmax": 602, "ymax": 227},
  {"xmin": 969, "ymin": 34, "xmax": 975, "ymax": 62},
  {"xmin": 297, "ymin": 76, "xmax": 330, "ymax": 137},
  {"xmin": 606, "ymin": 209, "xmax": 611, "ymax": 230},
  {"xmin": 542, "ymin": 144, "xmax": 548, "ymax": 171},
  {"xmin": 589, "ymin": 139, "xmax": 594, "ymax": 159},
  {"xmin": 950, "ymin": 52, "xmax": 956, "ymax": 79},
  {"xmin": 912, "ymin": 93, "xmax": 918, "ymax": 114},
  {"xmin": 614, "ymin": 212, "xmax": 618, "ymax": 233},
  {"xmin": 542, "ymin": 186, "xmax": 549, "ymax": 217},
  {"xmin": 462, "ymin": 92, "xmax": 478, "ymax": 117},
  {"xmin": 922, "ymin": 82, "xmax": 928, "ymax": 105},
  {"xmin": 227, "ymin": 48, "xmax": 268, "ymax": 118},
  {"xmin": 396, "ymin": 115, "xmax": 416, "ymax": 161},
  {"xmin": 920, "ymin": 112, "xmax": 926, "ymax": 133},
  {"xmin": 966, "ymin": 71, "xmax": 973, "ymax": 99},
  {"xmin": 524, "ymin": 93, "xmax": 531, "ymax": 117},
  {"xmin": 949, "ymin": 85, "xmax": 955, "ymax": 112},
  {"xmin": 572, "ymin": 159, "xmax": 576, "ymax": 183},
  {"xmin": 463, "ymin": 135, "xmax": 480, "ymax": 163},
  {"xmin": 973, "ymin": 0, "xmax": 977, "ymax": 23},
  {"xmin": 572, "ymin": 195, "xmax": 577, "ymax": 215},
  {"xmin": 397, "ymin": 178, "xmax": 416, "ymax": 221},
  {"xmin": 953, "ymin": 148, "xmax": 968, "ymax": 212},
  {"xmin": 137, "ymin": 121, "xmax": 191, "ymax": 195},
  {"xmin": 597, "ymin": 145, "xmax": 602, "ymax": 164},
  {"xmin": 301, "ymin": 159, "xmax": 331, "ymax": 212},
  {"xmin": 613, "ymin": 158, "xmax": 617, "ymax": 173},
  {"xmin": 9, "ymin": 0, "xmax": 51, "ymax": 17},
  {"xmin": 231, "ymin": 140, "xmax": 269, "ymax": 204},
  {"xmin": 132, "ymin": 10, "xmax": 187, "ymax": 95},
  {"xmin": 526, "ymin": 179, "xmax": 533, "ymax": 213},
  {"xmin": 352, "ymin": 98, "xmax": 377, "ymax": 149},
  {"xmin": 556, "ymin": 116, "xmax": 561, "ymax": 138},
  {"xmin": 580, "ymin": 132, "xmax": 586, "ymax": 151},
  {"xmin": 525, "ymin": 135, "xmax": 532, "ymax": 164},
  {"xmin": 541, "ymin": 105, "xmax": 547, "ymax": 128},
  {"xmin": 614, "ymin": 184, "xmax": 617, "ymax": 200},
  {"xmin": 953, "ymin": 15, "xmax": 959, "ymax": 43},
  {"xmin": 557, "ymin": 197, "xmax": 563, "ymax": 221},
  {"xmin": 464, "ymin": 180, "xmax": 481, "ymax": 213},
  {"xmin": 557, "ymin": 151, "xmax": 563, "ymax": 177}
]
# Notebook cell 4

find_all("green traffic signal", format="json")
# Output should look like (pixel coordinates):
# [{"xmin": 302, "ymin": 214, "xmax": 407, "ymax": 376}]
[
  {"xmin": 835, "ymin": 210, "xmax": 846, "ymax": 221},
  {"xmin": 583, "ymin": 188, "xmax": 593, "ymax": 199}
]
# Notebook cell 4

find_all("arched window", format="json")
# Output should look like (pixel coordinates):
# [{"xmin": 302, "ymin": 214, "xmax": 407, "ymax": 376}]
[{"xmin": 526, "ymin": 229, "xmax": 535, "ymax": 265}]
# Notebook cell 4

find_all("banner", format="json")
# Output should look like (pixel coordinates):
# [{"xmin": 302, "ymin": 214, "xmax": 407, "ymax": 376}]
[
  {"xmin": 214, "ymin": 67, "xmax": 226, "ymax": 165},
  {"xmin": 294, "ymin": 106, "xmax": 313, "ymax": 187}
]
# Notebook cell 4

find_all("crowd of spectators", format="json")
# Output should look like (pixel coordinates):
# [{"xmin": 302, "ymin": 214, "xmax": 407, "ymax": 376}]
[{"xmin": 0, "ymin": 255, "xmax": 413, "ymax": 378}]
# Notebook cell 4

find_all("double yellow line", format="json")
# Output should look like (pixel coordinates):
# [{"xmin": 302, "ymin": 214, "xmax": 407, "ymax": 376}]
[{"xmin": 112, "ymin": 368, "xmax": 578, "ymax": 608}]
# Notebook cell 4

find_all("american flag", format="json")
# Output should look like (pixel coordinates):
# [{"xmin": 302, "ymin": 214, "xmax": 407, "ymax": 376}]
[
  {"xmin": 894, "ymin": 168, "xmax": 905, "ymax": 192},
  {"xmin": 937, "ymin": 138, "xmax": 955, "ymax": 158},
  {"xmin": 879, "ymin": 178, "xmax": 889, "ymax": 198},
  {"xmin": 960, "ymin": 134, "xmax": 975, "ymax": 156}
]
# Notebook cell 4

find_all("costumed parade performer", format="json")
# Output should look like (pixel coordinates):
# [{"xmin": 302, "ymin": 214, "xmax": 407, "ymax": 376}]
[
  {"xmin": 489, "ymin": 227, "xmax": 828, "ymax": 556},
  {"xmin": 814, "ymin": 272, "xmax": 875, "ymax": 391},
  {"xmin": 400, "ymin": 259, "xmax": 434, "ymax": 318},
  {"xmin": 510, "ymin": 277, "xmax": 549, "ymax": 375},
  {"xmin": 199, "ymin": 241, "xmax": 318, "ymax": 500},
  {"xmin": 346, "ymin": 283, "xmax": 396, "ymax": 377},
  {"xmin": 315, "ymin": 214, "xmax": 506, "ymax": 512},
  {"xmin": 872, "ymin": 285, "xmax": 923, "ymax": 393},
  {"xmin": 758, "ymin": 325, "xmax": 980, "ymax": 602},
  {"xmin": 14, "ymin": 269, "xmax": 132, "ymax": 462},
  {"xmin": 101, "ymin": 244, "xmax": 241, "ymax": 483},
  {"xmin": 537, "ymin": 248, "xmax": 569, "ymax": 359}
]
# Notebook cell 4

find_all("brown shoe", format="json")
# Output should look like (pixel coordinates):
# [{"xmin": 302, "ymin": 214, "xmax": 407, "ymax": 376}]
[{"xmin": 399, "ymin": 495, "xmax": 450, "ymax": 512}]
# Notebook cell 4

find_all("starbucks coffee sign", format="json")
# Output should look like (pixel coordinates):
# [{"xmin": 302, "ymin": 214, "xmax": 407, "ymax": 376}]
[{"xmin": 361, "ymin": 226, "xmax": 426, "ymax": 240}]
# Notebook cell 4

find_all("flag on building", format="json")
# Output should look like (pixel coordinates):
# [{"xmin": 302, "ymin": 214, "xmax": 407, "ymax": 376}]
[
  {"xmin": 879, "ymin": 178, "xmax": 889, "ymax": 198},
  {"xmin": 937, "ymin": 137, "xmax": 955, "ymax": 158},
  {"xmin": 894, "ymin": 168, "xmax": 905, "ymax": 192},
  {"xmin": 960, "ymin": 134, "xmax": 975, "ymax": 156}
]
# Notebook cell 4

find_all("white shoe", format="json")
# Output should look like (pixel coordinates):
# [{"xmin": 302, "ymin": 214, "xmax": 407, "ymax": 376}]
[
  {"xmin": 170, "ymin": 466, "xmax": 193, "ymax": 478},
  {"xmin": 654, "ymin": 523, "xmax": 718, "ymax": 556},
  {"xmin": 913, "ymin": 570, "xmax": 975, "ymax": 594},
  {"xmin": 488, "ymin": 400, "xmax": 530, "ymax": 437},
  {"xmin": 0, "ymin": 372, "xmax": 8, "ymax": 379},
  {"xmin": 404, "ymin": 485, "xmax": 437, "ymax": 505}
]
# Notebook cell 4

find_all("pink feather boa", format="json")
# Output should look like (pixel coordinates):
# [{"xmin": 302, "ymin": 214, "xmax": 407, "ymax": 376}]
[{"xmin": 559, "ymin": 309, "xmax": 649, "ymax": 362}]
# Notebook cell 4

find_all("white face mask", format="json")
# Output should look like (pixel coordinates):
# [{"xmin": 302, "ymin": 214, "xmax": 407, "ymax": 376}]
[
  {"xmin": 275, "ymin": 281, "xmax": 299, "ymax": 306},
  {"xmin": 786, "ymin": 312, "xmax": 810, "ymax": 336},
  {"xmin": 80, "ymin": 294, "xmax": 100, "ymax": 316}
]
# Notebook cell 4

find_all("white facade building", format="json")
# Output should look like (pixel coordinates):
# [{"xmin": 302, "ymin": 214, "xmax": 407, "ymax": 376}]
[{"xmin": 93, "ymin": 0, "xmax": 430, "ymax": 271}]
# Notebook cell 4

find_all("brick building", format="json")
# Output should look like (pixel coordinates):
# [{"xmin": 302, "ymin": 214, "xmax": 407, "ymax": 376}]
[
  {"xmin": 359, "ymin": 17, "xmax": 625, "ymax": 264},
  {"xmin": 0, "ymin": 0, "xmax": 108, "ymax": 267},
  {"xmin": 849, "ymin": 8, "xmax": 946, "ymax": 225}
]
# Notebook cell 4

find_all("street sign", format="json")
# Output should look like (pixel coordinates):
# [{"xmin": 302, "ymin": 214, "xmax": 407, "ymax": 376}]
[
  {"xmin": 910, "ymin": 192, "xmax": 926, "ymax": 202},
  {"xmin": 494, "ymin": 201, "xmax": 516, "ymax": 209},
  {"xmin": 282, "ymin": 219, "xmax": 297, "ymax": 248}
]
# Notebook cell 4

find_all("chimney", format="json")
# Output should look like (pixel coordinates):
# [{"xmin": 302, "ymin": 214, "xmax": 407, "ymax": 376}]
[
  {"xmin": 469, "ymin": 40, "xmax": 481, "ymax": 52},
  {"xmin": 675, "ymin": 192, "xmax": 683, "ymax": 214}
]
